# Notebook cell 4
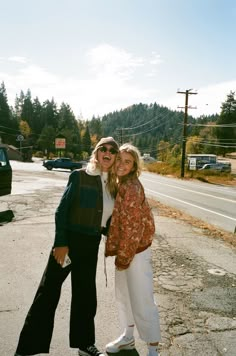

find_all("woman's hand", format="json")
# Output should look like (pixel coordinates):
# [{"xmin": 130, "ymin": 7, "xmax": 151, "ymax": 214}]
[{"xmin": 53, "ymin": 246, "xmax": 69, "ymax": 266}]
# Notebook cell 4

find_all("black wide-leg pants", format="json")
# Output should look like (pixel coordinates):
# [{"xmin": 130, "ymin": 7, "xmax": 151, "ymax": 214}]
[{"xmin": 15, "ymin": 233, "xmax": 101, "ymax": 355}]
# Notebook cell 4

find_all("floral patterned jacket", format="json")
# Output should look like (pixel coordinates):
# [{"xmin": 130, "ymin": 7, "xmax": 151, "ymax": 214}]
[{"xmin": 105, "ymin": 177, "xmax": 155, "ymax": 270}]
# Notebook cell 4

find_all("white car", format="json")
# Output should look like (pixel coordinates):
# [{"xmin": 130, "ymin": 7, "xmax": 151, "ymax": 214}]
[{"xmin": 200, "ymin": 162, "xmax": 231, "ymax": 173}]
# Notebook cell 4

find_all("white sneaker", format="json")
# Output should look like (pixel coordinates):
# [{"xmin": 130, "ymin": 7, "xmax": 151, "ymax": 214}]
[{"xmin": 105, "ymin": 334, "xmax": 135, "ymax": 353}]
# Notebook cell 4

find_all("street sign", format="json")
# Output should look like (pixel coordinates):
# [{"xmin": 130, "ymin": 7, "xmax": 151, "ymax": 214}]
[
  {"xmin": 55, "ymin": 138, "xmax": 66, "ymax": 149},
  {"xmin": 189, "ymin": 157, "xmax": 197, "ymax": 170},
  {"xmin": 16, "ymin": 135, "xmax": 24, "ymax": 142}
]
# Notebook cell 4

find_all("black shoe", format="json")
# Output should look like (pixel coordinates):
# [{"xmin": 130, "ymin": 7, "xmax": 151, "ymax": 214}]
[{"xmin": 78, "ymin": 345, "xmax": 105, "ymax": 356}]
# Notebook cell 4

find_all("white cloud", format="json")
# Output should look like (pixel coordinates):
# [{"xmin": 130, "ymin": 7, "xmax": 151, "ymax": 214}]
[
  {"xmin": 8, "ymin": 56, "xmax": 28, "ymax": 64},
  {"xmin": 87, "ymin": 44, "xmax": 145, "ymax": 80},
  {"xmin": 1, "ymin": 45, "xmax": 234, "ymax": 120},
  {"xmin": 150, "ymin": 52, "xmax": 162, "ymax": 65},
  {"xmin": 1, "ymin": 45, "xmax": 162, "ymax": 118},
  {"xmin": 161, "ymin": 81, "xmax": 236, "ymax": 118},
  {"xmin": 17, "ymin": 65, "xmax": 59, "ymax": 86}
]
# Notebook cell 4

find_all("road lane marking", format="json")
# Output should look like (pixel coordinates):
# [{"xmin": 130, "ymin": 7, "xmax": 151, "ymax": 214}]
[
  {"xmin": 142, "ymin": 177, "xmax": 236, "ymax": 204},
  {"xmin": 146, "ymin": 188, "xmax": 236, "ymax": 222}
]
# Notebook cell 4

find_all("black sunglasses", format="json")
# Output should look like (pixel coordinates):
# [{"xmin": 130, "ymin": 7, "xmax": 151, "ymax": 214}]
[{"xmin": 98, "ymin": 146, "xmax": 118, "ymax": 155}]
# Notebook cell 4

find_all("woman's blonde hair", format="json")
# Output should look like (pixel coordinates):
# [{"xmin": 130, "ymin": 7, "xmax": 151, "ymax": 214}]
[{"xmin": 119, "ymin": 143, "xmax": 142, "ymax": 180}]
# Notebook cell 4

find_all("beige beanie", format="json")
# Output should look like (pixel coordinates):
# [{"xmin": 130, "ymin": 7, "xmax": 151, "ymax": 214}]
[{"xmin": 95, "ymin": 137, "xmax": 119, "ymax": 151}]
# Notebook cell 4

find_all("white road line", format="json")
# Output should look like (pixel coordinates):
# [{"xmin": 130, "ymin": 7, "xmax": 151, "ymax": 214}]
[
  {"xmin": 146, "ymin": 188, "xmax": 236, "ymax": 222},
  {"xmin": 142, "ymin": 177, "xmax": 236, "ymax": 204}
]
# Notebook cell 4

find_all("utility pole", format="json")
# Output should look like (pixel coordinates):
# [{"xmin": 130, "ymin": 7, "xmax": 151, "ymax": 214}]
[
  {"xmin": 177, "ymin": 89, "xmax": 197, "ymax": 177},
  {"xmin": 116, "ymin": 128, "xmax": 123, "ymax": 145}
]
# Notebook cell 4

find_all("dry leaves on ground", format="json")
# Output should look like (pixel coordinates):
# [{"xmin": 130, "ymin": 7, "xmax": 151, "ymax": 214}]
[{"xmin": 148, "ymin": 198, "xmax": 236, "ymax": 248}]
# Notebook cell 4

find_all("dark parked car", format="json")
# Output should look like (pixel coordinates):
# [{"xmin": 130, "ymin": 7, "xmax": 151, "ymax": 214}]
[
  {"xmin": 0, "ymin": 147, "xmax": 12, "ymax": 196},
  {"xmin": 43, "ymin": 157, "xmax": 82, "ymax": 171}
]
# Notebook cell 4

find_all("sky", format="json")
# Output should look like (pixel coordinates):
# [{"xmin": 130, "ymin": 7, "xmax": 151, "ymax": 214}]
[{"xmin": 1, "ymin": 0, "xmax": 236, "ymax": 120}]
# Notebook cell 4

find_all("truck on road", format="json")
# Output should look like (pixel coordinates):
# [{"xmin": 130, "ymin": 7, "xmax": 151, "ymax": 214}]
[{"xmin": 42, "ymin": 157, "xmax": 82, "ymax": 171}]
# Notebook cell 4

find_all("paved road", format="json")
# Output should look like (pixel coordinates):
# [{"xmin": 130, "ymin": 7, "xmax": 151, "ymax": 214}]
[
  {"xmin": 141, "ymin": 172, "xmax": 236, "ymax": 233},
  {"xmin": 10, "ymin": 160, "xmax": 236, "ymax": 233},
  {"xmin": 0, "ymin": 163, "xmax": 236, "ymax": 356}
]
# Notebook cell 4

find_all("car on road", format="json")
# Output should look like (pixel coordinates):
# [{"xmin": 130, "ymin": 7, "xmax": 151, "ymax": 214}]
[
  {"xmin": 199, "ymin": 162, "xmax": 231, "ymax": 173},
  {"xmin": 42, "ymin": 157, "xmax": 82, "ymax": 171},
  {"xmin": 0, "ymin": 147, "xmax": 12, "ymax": 196}
]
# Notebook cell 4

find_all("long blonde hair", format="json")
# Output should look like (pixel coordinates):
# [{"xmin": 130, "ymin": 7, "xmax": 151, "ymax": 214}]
[{"xmin": 118, "ymin": 143, "xmax": 143, "ymax": 181}]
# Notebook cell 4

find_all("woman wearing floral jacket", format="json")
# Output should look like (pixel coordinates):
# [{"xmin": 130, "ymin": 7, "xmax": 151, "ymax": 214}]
[{"xmin": 105, "ymin": 143, "xmax": 161, "ymax": 356}]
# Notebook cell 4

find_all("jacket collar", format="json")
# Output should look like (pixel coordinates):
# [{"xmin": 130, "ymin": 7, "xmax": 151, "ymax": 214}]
[{"xmin": 86, "ymin": 162, "xmax": 101, "ymax": 176}]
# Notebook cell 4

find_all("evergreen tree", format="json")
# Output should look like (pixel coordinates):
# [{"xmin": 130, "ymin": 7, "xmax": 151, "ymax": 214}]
[
  {"xmin": 57, "ymin": 102, "xmax": 78, "ymax": 131},
  {"xmin": 82, "ymin": 125, "xmax": 92, "ymax": 155},
  {"xmin": 31, "ymin": 97, "xmax": 43, "ymax": 135},
  {"xmin": 14, "ymin": 90, "xmax": 25, "ymax": 119},
  {"xmin": 215, "ymin": 91, "xmax": 236, "ymax": 156},
  {"xmin": 37, "ymin": 126, "xmax": 56, "ymax": 158},
  {"xmin": 88, "ymin": 116, "xmax": 103, "ymax": 139},
  {"xmin": 42, "ymin": 99, "xmax": 58, "ymax": 129},
  {"xmin": 21, "ymin": 89, "xmax": 33, "ymax": 128},
  {"xmin": 70, "ymin": 130, "xmax": 82, "ymax": 159},
  {"xmin": 0, "ymin": 82, "xmax": 12, "ymax": 143},
  {"xmin": 57, "ymin": 103, "xmax": 82, "ymax": 157}
]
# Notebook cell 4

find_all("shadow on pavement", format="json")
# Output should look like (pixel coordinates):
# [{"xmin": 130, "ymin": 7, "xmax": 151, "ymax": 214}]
[
  {"xmin": 0, "ymin": 209, "xmax": 14, "ymax": 225},
  {"xmin": 107, "ymin": 350, "xmax": 139, "ymax": 355}
]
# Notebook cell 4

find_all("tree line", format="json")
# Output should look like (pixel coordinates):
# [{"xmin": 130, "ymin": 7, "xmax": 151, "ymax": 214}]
[{"xmin": 0, "ymin": 81, "xmax": 235, "ymax": 162}]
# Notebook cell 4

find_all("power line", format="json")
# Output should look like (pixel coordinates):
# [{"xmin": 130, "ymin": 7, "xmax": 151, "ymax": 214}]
[
  {"xmin": 188, "ymin": 123, "xmax": 236, "ymax": 127},
  {"xmin": 121, "ymin": 111, "xmax": 170, "ymax": 131},
  {"xmin": 198, "ymin": 142, "xmax": 236, "ymax": 148}
]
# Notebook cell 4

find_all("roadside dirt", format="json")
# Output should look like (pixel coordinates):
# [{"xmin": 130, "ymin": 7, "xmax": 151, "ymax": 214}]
[{"xmin": 148, "ymin": 199, "xmax": 236, "ymax": 248}]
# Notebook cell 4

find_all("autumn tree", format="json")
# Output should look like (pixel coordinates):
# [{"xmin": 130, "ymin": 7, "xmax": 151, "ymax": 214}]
[{"xmin": 157, "ymin": 140, "xmax": 170, "ymax": 161}]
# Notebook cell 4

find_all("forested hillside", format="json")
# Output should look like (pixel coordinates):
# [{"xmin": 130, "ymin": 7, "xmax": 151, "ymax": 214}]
[
  {"xmin": 0, "ymin": 81, "xmax": 235, "ymax": 161},
  {"xmin": 97, "ymin": 103, "xmax": 218, "ymax": 158}
]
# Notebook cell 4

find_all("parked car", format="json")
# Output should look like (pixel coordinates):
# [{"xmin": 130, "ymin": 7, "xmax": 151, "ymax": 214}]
[
  {"xmin": 199, "ymin": 162, "xmax": 231, "ymax": 173},
  {"xmin": 0, "ymin": 147, "xmax": 12, "ymax": 196},
  {"xmin": 42, "ymin": 157, "xmax": 82, "ymax": 171}
]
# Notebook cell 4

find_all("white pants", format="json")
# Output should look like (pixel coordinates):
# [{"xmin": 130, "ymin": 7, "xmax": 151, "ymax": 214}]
[{"xmin": 115, "ymin": 247, "xmax": 161, "ymax": 343}]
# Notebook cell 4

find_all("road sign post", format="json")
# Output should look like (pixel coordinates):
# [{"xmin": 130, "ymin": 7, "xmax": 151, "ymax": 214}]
[{"xmin": 16, "ymin": 135, "xmax": 24, "ymax": 156}]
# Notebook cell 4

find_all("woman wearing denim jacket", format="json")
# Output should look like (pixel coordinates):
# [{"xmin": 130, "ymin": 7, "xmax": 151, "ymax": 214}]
[
  {"xmin": 105, "ymin": 143, "xmax": 161, "ymax": 356},
  {"xmin": 14, "ymin": 137, "xmax": 118, "ymax": 356}
]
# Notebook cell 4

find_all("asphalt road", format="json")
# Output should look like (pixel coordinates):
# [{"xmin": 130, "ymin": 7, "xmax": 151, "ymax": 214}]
[
  {"xmin": 9, "ymin": 159, "xmax": 236, "ymax": 234},
  {"xmin": 141, "ymin": 172, "xmax": 236, "ymax": 233},
  {"xmin": 1, "ymin": 161, "xmax": 236, "ymax": 355}
]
